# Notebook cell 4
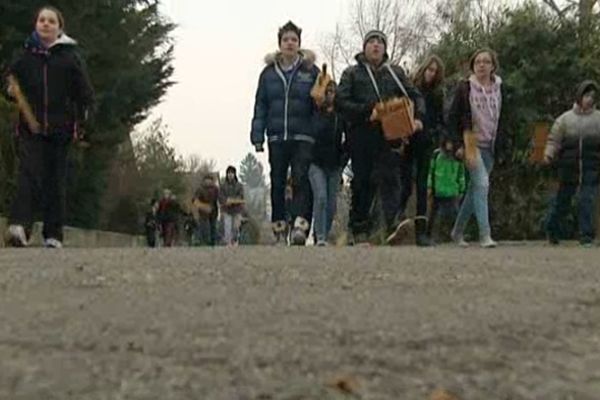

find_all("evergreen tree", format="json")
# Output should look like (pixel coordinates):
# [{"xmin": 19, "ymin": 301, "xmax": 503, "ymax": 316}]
[
  {"xmin": 0, "ymin": 0, "xmax": 175, "ymax": 229},
  {"xmin": 239, "ymin": 153, "xmax": 266, "ymax": 189}
]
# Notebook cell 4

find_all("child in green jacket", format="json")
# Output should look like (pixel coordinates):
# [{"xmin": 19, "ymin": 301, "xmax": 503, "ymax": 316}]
[{"xmin": 428, "ymin": 136, "xmax": 466, "ymax": 240}]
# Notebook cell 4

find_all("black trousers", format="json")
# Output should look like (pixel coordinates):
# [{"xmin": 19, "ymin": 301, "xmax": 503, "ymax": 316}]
[
  {"xmin": 348, "ymin": 130, "xmax": 406, "ymax": 235},
  {"xmin": 268, "ymin": 140, "xmax": 313, "ymax": 224},
  {"xmin": 400, "ymin": 132, "xmax": 433, "ymax": 219},
  {"xmin": 10, "ymin": 133, "xmax": 70, "ymax": 241},
  {"xmin": 546, "ymin": 169, "xmax": 598, "ymax": 243}
]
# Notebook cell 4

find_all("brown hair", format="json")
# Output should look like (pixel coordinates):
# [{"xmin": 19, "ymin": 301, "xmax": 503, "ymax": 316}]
[
  {"xmin": 34, "ymin": 6, "xmax": 65, "ymax": 30},
  {"xmin": 469, "ymin": 48, "xmax": 499, "ymax": 74},
  {"xmin": 278, "ymin": 21, "xmax": 302, "ymax": 46},
  {"xmin": 412, "ymin": 55, "xmax": 445, "ymax": 89}
]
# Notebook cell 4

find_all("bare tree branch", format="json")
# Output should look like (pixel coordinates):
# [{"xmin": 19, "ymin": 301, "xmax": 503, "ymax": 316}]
[
  {"xmin": 322, "ymin": 0, "xmax": 439, "ymax": 71},
  {"xmin": 542, "ymin": 0, "xmax": 567, "ymax": 16}
]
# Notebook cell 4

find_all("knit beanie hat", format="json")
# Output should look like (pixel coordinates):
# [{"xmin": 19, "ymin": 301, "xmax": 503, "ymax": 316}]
[{"xmin": 363, "ymin": 30, "xmax": 387, "ymax": 50}]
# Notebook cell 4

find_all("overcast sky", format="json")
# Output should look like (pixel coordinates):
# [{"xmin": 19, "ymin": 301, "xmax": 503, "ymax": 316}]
[{"xmin": 146, "ymin": 0, "xmax": 350, "ymax": 172}]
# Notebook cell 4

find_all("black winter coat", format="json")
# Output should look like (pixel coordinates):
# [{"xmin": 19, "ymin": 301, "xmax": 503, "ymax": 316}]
[
  {"xmin": 7, "ymin": 33, "xmax": 94, "ymax": 137},
  {"xmin": 336, "ymin": 53, "xmax": 425, "ymax": 144},
  {"xmin": 312, "ymin": 110, "xmax": 345, "ymax": 170},
  {"xmin": 419, "ymin": 85, "xmax": 445, "ymax": 143}
]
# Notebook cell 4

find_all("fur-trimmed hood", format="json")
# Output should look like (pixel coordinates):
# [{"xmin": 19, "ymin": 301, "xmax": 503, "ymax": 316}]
[{"xmin": 264, "ymin": 49, "xmax": 316, "ymax": 68}]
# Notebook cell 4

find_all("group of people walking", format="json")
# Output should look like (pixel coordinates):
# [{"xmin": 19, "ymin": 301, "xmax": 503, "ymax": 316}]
[
  {"xmin": 2, "ymin": 7, "xmax": 599, "ymax": 248},
  {"xmin": 145, "ymin": 167, "xmax": 247, "ymax": 248},
  {"xmin": 250, "ymin": 20, "xmax": 600, "ymax": 248}
]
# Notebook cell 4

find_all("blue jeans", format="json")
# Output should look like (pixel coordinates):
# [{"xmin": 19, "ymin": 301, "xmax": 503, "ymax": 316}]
[
  {"xmin": 309, "ymin": 164, "xmax": 340, "ymax": 242},
  {"xmin": 453, "ymin": 148, "xmax": 494, "ymax": 240},
  {"xmin": 546, "ymin": 170, "xmax": 598, "ymax": 243}
]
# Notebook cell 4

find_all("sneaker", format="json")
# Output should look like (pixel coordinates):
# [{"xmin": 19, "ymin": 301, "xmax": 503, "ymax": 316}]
[
  {"xmin": 480, "ymin": 237, "xmax": 498, "ymax": 248},
  {"xmin": 451, "ymin": 230, "xmax": 469, "ymax": 247},
  {"xmin": 548, "ymin": 235, "xmax": 560, "ymax": 245},
  {"xmin": 272, "ymin": 221, "xmax": 288, "ymax": 246},
  {"xmin": 44, "ymin": 238, "xmax": 63, "ymax": 249},
  {"xmin": 291, "ymin": 217, "xmax": 309, "ymax": 246},
  {"xmin": 581, "ymin": 240, "xmax": 594, "ymax": 248},
  {"xmin": 291, "ymin": 228, "xmax": 307, "ymax": 246},
  {"xmin": 7, "ymin": 225, "xmax": 28, "ymax": 247},
  {"xmin": 316, "ymin": 240, "xmax": 327, "ymax": 247},
  {"xmin": 386, "ymin": 217, "xmax": 412, "ymax": 245}
]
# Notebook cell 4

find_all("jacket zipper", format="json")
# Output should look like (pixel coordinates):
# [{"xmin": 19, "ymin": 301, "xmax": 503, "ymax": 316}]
[
  {"xmin": 43, "ymin": 62, "xmax": 49, "ymax": 134},
  {"xmin": 578, "ymin": 134, "xmax": 583, "ymax": 188},
  {"xmin": 275, "ymin": 62, "xmax": 300, "ymax": 141}
]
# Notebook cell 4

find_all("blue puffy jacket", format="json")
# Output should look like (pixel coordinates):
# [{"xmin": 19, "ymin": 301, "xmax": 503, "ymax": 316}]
[{"xmin": 250, "ymin": 50, "xmax": 319, "ymax": 146}]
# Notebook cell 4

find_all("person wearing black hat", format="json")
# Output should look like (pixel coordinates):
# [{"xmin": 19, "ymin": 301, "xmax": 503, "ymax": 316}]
[
  {"xmin": 336, "ymin": 29, "xmax": 425, "ymax": 245},
  {"xmin": 219, "ymin": 166, "xmax": 245, "ymax": 246},
  {"xmin": 544, "ymin": 80, "xmax": 600, "ymax": 247},
  {"xmin": 250, "ymin": 21, "xmax": 320, "ymax": 246}
]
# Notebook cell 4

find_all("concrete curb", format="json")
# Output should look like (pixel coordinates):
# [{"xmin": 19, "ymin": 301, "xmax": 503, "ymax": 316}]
[{"xmin": 0, "ymin": 217, "xmax": 145, "ymax": 248}]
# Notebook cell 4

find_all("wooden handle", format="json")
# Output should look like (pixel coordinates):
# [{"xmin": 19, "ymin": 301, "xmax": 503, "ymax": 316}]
[{"xmin": 7, "ymin": 75, "xmax": 41, "ymax": 134}]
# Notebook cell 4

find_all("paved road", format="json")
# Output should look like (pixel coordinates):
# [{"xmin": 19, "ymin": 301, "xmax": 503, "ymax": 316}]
[{"xmin": 1, "ymin": 246, "xmax": 599, "ymax": 399}]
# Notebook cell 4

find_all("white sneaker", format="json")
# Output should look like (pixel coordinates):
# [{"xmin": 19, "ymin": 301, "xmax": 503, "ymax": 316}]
[
  {"xmin": 480, "ymin": 237, "xmax": 498, "ymax": 248},
  {"xmin": 316, "ymin": 240, "xmax": 327, "ymax": 247},
  {"xmin": 7, "ymin": 225, "xmax": 28, "ymax": 247},
  {"xmin": 451, "ymin": 230, "xmax": 469, "ymax": 247},
  {"xmin": 291, "ymin": 228, "xmax": 307, "ymax": 246},
  {"xmin": 44, "ymin": 238, "xmax": 63, "ymax": 249},
  {"xmin": 291, "ymin": 217, "xmax": 309, "ymax": 246}
]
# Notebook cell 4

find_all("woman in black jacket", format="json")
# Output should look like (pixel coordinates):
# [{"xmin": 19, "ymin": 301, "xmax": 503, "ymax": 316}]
[
  {"xmin": 5, "ymin": 6, "xmax": 94, "ymax": 248},
  {"xmin": 401, "ymin": 55, "xmax": 446, "ymax": 246}
]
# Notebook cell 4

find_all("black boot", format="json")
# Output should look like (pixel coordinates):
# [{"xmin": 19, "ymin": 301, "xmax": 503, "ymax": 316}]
[{"xmin": 415, "ymin": 218, "xmax": 435, "ymax": 247}]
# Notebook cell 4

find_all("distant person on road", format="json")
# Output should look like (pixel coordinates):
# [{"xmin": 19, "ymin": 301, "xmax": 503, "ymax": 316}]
[
  {"xmin": 144, "ymin": 198, "xmax": 159, "ymax": 247},
  {"xmin": 193, "ymin": 175, "xmax": 219, "ymax": 246},
  {"xmin": 219, "ymin": 166, "xmax": 245, "ymax": 246},
  {"xmin": 158, "ymin": 189, "xmax": 182, "ymax": 247}
]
